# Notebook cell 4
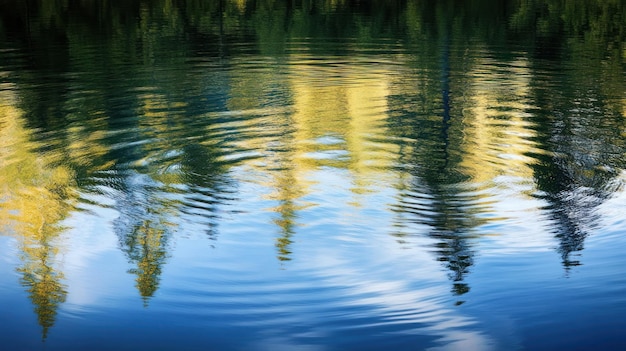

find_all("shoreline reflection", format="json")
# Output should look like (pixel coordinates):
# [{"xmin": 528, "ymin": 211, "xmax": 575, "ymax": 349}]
[{"xmin": 0, "ymin": 1, "xmax": 624, "ymax": 350}]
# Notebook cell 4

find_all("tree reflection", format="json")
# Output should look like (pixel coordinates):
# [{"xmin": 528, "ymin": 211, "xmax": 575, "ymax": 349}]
[
  {"xmin": 111, "ymin": 86, "xmax": 234, "ymax": 302},
  {"xmin": 0, "ymin": 94, "xmax": 75, "ymax": 339},
  {"xmin": 17, "ymin": 239, "xmax": 67, "ymax": 340},
  {"xmin": 530, "ymin": 111, "xmax": 624, "ymax": 270},
  {"xmin": 529, "ymin": 54, "xmax": 626, "ymax": 270},
  {"xmin": 387, "ymin": 6, "xmax": 483, "ymax": 301},
  {"xmin": 1, "ymin": 0, "xmax": 625, "ymax": 308},
  {"xmin": 115, "ymin": 189, "xmax": 174, "ymax": 304},
  {"xmin": 516, "ymin": 0, "xmax": 626, "ymax": 270},
  {"xmin": 272, "ymin": 170, "xmax": 300, "ymax": 262}
]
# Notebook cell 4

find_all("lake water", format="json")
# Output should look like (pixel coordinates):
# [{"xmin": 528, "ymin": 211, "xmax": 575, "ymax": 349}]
[{"xmin": 1, "ymin": 1, "xmax": 625, "ymax": 350}]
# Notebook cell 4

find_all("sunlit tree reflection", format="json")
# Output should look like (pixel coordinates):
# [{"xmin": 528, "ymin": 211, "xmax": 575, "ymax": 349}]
[{"xmin": 0, "ymin": 93, "xmax": 75, "ymax": 339}]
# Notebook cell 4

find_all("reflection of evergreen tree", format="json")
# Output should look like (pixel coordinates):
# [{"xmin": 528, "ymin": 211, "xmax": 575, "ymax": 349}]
[
  {"xmin": 112, "ymin": 172, "xmax": 176, "ymax": 304},
  {"xmin": 271, "ymin": 165, "xmax": 301, "ymax": 262},
  {"xmin": 394, "ymin": 150, "xmax": 480, "ymax": 301},
  {"xmin": 2, "ymin": 0, "xmax": 624, "ymax": 304},
  {"xmin": 108, "ymin": 90, "xmax": 233, "ymax": 302},
  {"xmin": 120, "ymin": 214, "xmax": 171, "ymax": 303},
  {"xmin": 387, "ymin": 3, "xmax": 483, "ymax": 301},
  {"xmin": 109, "ymin": 94, "xmax": 233, "ymax": 300},
  {"xmin": 18, "ymin": 240, "xmax": 68, "ymax": 340},
  {"xmin": 530, "ymin": 112, "xmax": 622, "ymax": 269},
  {"xmin": 0, "ymin": 99, "xmax": 74, "ymax": 340},
  {"xmin": 517, "ymin": 0, "xmax": 626, "ymax": 270},
  {"xmin": 2, "ymin": 0, "xmax": 238, "ymax": 304},
  {"xmin": 274, "ymin": 198, "xmax": 297, "ymax": 262},
  {"xmin": 424, "ymin": 189, "xmax": 479, "ymax": 300},
  {"xmin": 529, "ymin": 59, "xmax": 626, "ymax": 270}
]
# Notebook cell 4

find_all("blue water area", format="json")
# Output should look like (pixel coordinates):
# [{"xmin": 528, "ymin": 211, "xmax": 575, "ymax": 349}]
[{"xmin": 1, "ymin": 1, "xmax": 625, "ymax": 350}]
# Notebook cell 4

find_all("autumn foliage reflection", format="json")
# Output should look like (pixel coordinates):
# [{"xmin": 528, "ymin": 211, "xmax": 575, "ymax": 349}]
[
  {"xmin": 0, "ymin": 92, "xmax": 75, "ymax": 339},
  {"xmin": 0, "ymin": 1, "xmax": 624, "ymax": 341}
]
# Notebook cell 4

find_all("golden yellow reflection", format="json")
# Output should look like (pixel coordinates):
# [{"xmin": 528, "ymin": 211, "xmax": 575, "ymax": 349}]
[
  {"xmin": 123, "ymin": 217, "xmax": 171, "ymax": 304},
  {"xmin": 271, "ymin": 167, "xmax": 301, "ymax": 262},
  {"xmin": 459, "ymin": 55, "xmax": 539, "ymax": 186},
  {"xmin": 137, "ymin": 92, "xmax": 187, "ymax": 184},
  {"xmin": 344, "ymin": 76, "xmax": 397, "ymax": 196},
  {"xmin": 233, "ymin": 0, "xmax": 247, "ymax": 12},
  {"xmin": 226, "ymin": 55, "xmax": 400, "ymax": 260},
  {"xmin": 288, "ymin": 57, "xmax": 399, "ymax": 195},
  {"xmin": 226, "ymin": 61, "xmax": 306, "ymax": 261},
  {"xmin": 0, "ymin": 89, "xmax": 76, "ymax": 339}
]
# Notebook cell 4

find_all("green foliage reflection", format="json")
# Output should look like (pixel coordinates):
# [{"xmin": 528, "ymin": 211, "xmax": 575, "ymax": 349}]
[
  {"xmin": 0, "ymin": 0, "xmax": 624, "ymax": 318},
  {"xmin": 0, "ymin": 93, "xmax": 74, "ymax": 339}
]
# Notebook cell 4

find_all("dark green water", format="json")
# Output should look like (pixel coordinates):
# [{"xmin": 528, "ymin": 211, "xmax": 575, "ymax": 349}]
[{"xmin": 1, "ymin": 1, "xmax": 625, "ymax": 350}]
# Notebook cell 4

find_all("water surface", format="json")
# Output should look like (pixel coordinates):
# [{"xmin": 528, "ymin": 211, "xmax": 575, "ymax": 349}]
[{"xmin": 1, "ymin": 1, "xmax": 626, "ymax": 350}]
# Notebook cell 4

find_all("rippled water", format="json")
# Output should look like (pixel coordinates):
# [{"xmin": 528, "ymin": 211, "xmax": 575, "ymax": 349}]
[{"xmin": 1, "ymin": 1, "xmax": 626, "ymax": 350}]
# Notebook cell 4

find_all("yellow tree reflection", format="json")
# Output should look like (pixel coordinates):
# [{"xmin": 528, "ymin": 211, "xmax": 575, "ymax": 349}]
[
  {"xmin": 0, "ymin": 91, "xmax": 75, "ymax": 339},
  {"xmin": 114, "ymin": 92, "xmax": 184, "ymax": 304},
  {"xmin": 459, "ymin": 56, "xmax": 539, "ymax": 185},
  {"xmin": 288, "ymin": 56, "xmax": 399, "ymax": 198},
  {"xmin": 226, "ymin": 52, "xmax": 399, "ymax": 261},
  {"xmin": 121, "ymin": 215, "xmax": 172, "ymax": 305},
  {"xmin": 225, "ymin": 57, "xmax": 307, "ymax": 262},
  {"xmin": 271, "ymin": 165, "xmax": 301, "ymax": 262}
]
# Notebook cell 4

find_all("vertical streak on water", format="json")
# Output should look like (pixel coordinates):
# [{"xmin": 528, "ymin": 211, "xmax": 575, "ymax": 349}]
[
  {"xmin": 219, "ymin": 0, "xmax": 225, "ymax": 59},
  {"xmin": 440, "ymin": 20, "xmax": 451, "ymax": 169}
]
